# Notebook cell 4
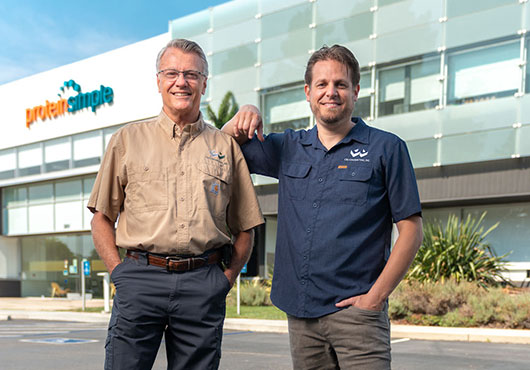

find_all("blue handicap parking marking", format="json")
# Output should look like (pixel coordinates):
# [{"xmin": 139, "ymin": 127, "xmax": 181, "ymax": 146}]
[{"xmin": 20, "ymin": 338, "xmax": 98, "ymax": 344}]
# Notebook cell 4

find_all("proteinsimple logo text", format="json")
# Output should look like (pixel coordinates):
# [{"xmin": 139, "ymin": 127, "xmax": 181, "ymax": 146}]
[{"xmin": 25, "ymin": 79, "xmax": 114, "ymax": 128}]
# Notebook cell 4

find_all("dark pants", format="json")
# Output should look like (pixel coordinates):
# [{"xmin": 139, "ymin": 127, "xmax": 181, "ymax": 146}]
[
  {"xmin": 105, "ymin": 253, "xmax": 231, "ymax": 370},
  {"xmin": 288, "ymin": 304, "xmax": 391, "ymax": 370}
]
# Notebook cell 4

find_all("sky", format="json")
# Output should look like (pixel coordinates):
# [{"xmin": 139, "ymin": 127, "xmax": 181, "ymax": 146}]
[{"xmin": 0, "ymin": 0, "xmax": 229, "ymax": 85}]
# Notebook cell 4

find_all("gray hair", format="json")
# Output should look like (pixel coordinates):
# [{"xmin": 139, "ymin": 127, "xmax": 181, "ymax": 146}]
[{"xmin": 156, "ymin": 38, "xmax": 209, "ymax": 75}]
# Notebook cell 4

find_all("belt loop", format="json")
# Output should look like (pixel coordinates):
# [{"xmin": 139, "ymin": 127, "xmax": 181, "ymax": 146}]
[{"xmin": 145, "ymin": 252, "xmax": 150, "ymax": 266}]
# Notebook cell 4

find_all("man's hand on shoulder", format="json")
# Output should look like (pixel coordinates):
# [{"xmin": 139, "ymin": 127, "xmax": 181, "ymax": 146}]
[{"xmin": 223, "ymin": 104, "xmax": 264, "ymax": 144}]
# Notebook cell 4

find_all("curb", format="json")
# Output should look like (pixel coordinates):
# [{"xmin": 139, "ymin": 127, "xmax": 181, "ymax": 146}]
[{"xmin": 2, "ymin": 310, "xmax": 530, "ymax": 344}]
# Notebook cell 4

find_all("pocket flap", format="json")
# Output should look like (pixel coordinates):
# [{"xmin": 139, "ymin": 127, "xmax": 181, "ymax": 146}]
[
  {"xmin": 339, "ymin": 166, "xmax": 372, "ymax": 182},
  {"xmin": 199, "ymin": 158, "xmax": 232, "ymax": 184},
  {"xmin": 282, "ymin": 162, "xmax": 311, "ymax": 178}
]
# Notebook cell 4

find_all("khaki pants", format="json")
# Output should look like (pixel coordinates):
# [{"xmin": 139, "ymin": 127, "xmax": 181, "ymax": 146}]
[{"xmin": 287, "ymin": 304, "xmax": 391, "ymax": 370}]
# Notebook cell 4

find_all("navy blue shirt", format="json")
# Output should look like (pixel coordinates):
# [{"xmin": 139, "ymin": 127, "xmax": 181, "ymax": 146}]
[{"xmin": 241, "ymin": 118, "xmax": 421, "ymax": 318}]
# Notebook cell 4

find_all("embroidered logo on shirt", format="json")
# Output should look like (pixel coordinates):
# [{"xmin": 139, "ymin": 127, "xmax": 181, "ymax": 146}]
[
  {"xmin": 345, "ymin": 148, "xmax": 370, "ymax": 163},
  {"xmin": 350, "ymin": 149, "xmax": 368, "ymax": 158},
  {"xmin": 210, "ymin": 182, "xmax": 220, "ymax": 195},
  {"xmin": 209, "ymin": 150, "xmax": 226, "ymax": 159}
]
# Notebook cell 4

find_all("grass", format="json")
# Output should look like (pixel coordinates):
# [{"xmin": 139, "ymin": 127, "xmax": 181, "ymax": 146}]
[
  {"xmin": 226, "ymin": 304, "xmax": 286, "ymax": 320},
  {"xmin": 67, "ymin": 303, "xmax": 287, "ymax": 320}
]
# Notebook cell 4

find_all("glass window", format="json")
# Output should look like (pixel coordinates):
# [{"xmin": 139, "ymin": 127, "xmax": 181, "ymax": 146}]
[
  {"xmin": 18, "ymin": 143, "xmax": 42, "ymax": 176},
  {"xmin": 169, "ymin": 9, "xmax": 210, "ymax": 38},
  {"xmin": 83, "ymin": 177, "xmax": 96, "ymax": 199},
  {"xmin": 212, "ymin": 0, "xmax": 257, "ymax": 29},
  {"xmin": 73, "ymin": 131, "xmax": 102, "ymax": 167},
  {"xmin": 261, "ymin": 2, "xmax": 312, "ymax": 39},
  {"xmin": 55, "ymin": 201, "xmax": 83, "ymax": 231},
  {"xmin": 212, "ymin": 43, "xmax": 257, "ymax": 75},
  {"xmin": 447, "ymin": 0, "xmax": 515, "ymax": 18},
  {"xmin": 261, "ymin": 28, "xmax": 311, "ymax": 64},
  {"xmin": 28, "ymin": 204, "xmax": 54, "ymax": 233},
  {"xmin": 315, "ymin": 12, "xmax": 373, "ymax": 47},
  {"xmin": 6, "ymin": 207, "xmax": 27, "ymax": 235},
  {"xmin": 464, "ymin": 203, "xmax": 530, "ymax": 262},
  {"xmin": 316, "ymin": 0, "xmax": 372, "ymax": 24},
  {"xmin": 263, "ymin": 86, "xmax": 312, "ymax": 134},
  {"xmin": 526, "ymin": 38, "xmax": 530, "ymax": 94},
  {"xmin": 447, "ymin": 42, "xmax": 519, "ymax": 105},
  {"xmin": 44, "ymin": 137, "xmax": 70, "ymax": 172},
  {"xmin": 55, "ymin": 179, "xmax": 82, "ymax": 202},
  {"xmin": 0, "ymin": 148, "xmax": 16, "ymax": 179},
  {"xmin": 378, "ymin": 58, "xmax": 440, "ymax": 117},
  {"xmin": 28, "ymin": 183, "xmax": 53, "ymax": 204},
  {"xmin": 3, "ymin": 187, "xmax": 27, "ymax": 207},
  {"xmin": 356, "ymin": 72, "xmax": 372, "ymax": 119}
]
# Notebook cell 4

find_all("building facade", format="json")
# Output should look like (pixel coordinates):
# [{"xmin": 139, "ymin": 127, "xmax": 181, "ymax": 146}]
[{"xmin": 1, "ymin": 0, "xmax": 530, "ymax": 297}]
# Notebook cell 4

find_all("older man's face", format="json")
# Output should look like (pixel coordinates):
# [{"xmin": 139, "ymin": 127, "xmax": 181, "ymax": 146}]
[{"xmin": 157, "ymin": 47, "xmax": 207, "ymax": 122}]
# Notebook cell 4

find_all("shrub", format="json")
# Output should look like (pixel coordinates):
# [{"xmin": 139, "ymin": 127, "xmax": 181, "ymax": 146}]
[
  {"xmin": 407, "ymin": 212, "xmax": 509, "ymax": 287},
  {"xmin": 389, "ymin": 280, "xmax": 530, "ymax": 328},
  {"xmin": 226, "ymin": 278, "xmax": 272, "ymax": 307}
]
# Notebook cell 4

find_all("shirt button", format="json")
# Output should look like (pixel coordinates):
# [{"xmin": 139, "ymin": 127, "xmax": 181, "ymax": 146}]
[
  {"xmin": 180, "ymin": 171, "xmax": 185, "ymax": 176},
  {"xmin": 180, "ymin": 197, "xmax": 185, "ymax": 201},
  {"xmin": 301, "ymin": 280, "xmax": 306, "ymax": 285},
  {"xmin": 144, "ymin": 166, "xmax": 149, "ymax": 171},
  {"xmin": 318, "ymin": 178, "xmax": 323, "ymax": 183},
  {"xmin": 306, "ymin": 228, "xmax": 311, "ymax": 233},
  {"xmin": 351, "ymin": 171, "xmax": 356, "ymax": 177},
  {"xmin": 312, "ymin": 202, "xmax": 318, "ymax": 208},
  {"xmin": 179, "ymin": 224, "xmax": 185, "ymax": 229},
  {"xmin": 303, "ymin": 256, "xmax": 307, "ymax": 260}
]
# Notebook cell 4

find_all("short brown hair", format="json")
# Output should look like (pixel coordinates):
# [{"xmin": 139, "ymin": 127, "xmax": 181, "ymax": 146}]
[
  {"xmin": 304, "ymin": 45, "xmax": 360, "ymax": 87},
  {"xmin": 156, "ymin": 38, "xmax": 208, "ymax": 75}
]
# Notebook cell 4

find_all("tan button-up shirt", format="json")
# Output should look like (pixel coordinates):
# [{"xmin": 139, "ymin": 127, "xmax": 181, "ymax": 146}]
[{"xmin": 88, "ymin": 110, "xmax": 264, "ymax": 255}]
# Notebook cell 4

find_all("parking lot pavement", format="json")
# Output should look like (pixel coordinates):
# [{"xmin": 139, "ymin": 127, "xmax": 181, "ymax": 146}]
[{"xmin": 1, "ymin": 320, "xmax": 529, "ymax": 370}]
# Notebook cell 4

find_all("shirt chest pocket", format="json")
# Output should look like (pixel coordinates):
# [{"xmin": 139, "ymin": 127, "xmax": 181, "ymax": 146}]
[
  {"xmin": 126, "ymin": 167, "xmax": 168, "ymax": 213},
  {"xmin": 281, "ymin": 162, "xmax": 311, "ymax": 200},
  {"xmin": 197, "ymin": 158, "xmax": 232, "ymax": 217},
  {"xmin": 336, "ymin": 166, "xmax": 372, "ymax": 206}
]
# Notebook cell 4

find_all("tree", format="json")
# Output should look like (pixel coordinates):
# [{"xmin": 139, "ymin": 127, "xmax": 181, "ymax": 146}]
[{"xmin": 206, "ymin": 91, "xmax": 239, "ymax": 129}]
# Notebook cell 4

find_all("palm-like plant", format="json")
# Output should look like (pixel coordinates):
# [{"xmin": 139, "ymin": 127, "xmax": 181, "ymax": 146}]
[
  {"xmin": 206, "ymin": 91, "xmax": 239, "ymax": 129},
  {"xmin": 407, "ymin": 212, "xmax": 510, "ymax": 288}
]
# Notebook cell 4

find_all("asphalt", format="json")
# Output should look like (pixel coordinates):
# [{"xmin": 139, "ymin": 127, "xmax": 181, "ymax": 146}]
[{"xmin": 1, "ymin": 297, "xmax": 530, "ymax": 344}]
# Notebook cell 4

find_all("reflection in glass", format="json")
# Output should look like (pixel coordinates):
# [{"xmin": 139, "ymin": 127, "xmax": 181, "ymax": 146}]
[
  {"xmin": 261, "ymin": 2, "xmax": 312, "ymax": 39},
  {"xmin": 18, "ymin": 143, "xmax": 42, "ymax": 177},
  {"xmin": 20, "ymin": 233, "xmax": 106, "ymax": 297},
  {"xmin": 73, "ymin": 131, "xmax": 101, "ymax": 168},
  {"xmin": 379, "ymin": 58, "xmax": 440, "ymax": 116},
  {"xmin": 356, "ymin": 72, "xmax": 372, "ymax": 119},
  {"xmin": 263, "ymin": 86, "xmax": 311, "ymax": 134},
  {"xmin": 212, "ymin": 43, "xmax": 257, "ymax": 75},
  {"xmin": 447, "ymin": 42, "xmax": 519, "ymax": 105},
  {"xmin": 0, "ymin": 148, "xmax": 16, "ymax": 179},
  {"xmin": 44, "ymin": 137, "xmax": 70, "ymax": 172},
  {"xmin": 315, "ymin": 12, "xmax": 373, "ymax": 47}
]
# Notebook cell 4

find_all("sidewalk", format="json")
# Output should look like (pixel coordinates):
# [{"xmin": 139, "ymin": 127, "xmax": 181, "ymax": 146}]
[{"xmin": 2, "ymin": 298, "xmax": 530, "ymax": 344}]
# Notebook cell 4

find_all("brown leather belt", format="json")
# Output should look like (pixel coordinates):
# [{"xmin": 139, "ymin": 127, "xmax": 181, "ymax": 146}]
[{"xmin": 126, "ymin": 249, "xmax": 222, "ymax": 272}]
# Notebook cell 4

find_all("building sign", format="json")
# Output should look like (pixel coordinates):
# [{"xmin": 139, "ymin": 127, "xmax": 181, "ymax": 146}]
[{"xmin": 25, "ymin": 79, "xmax": 114, "ymax": 128}]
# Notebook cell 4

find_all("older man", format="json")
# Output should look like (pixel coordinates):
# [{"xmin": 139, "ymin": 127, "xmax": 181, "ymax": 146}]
[
  {"xmin": 224, "ymin": 45, "xmax": 423, "ymax": 369},
  {"xmin": 88, "ymin": 39, "xmax": 263, "ymax": 370}
]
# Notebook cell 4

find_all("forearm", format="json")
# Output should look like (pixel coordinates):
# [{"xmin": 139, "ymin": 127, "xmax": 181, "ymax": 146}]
[
  {"xmin": 367, "ymin": 216, "xmax": 423, "ymax": 306},
  {"xmin": 90, "ymin": 211, "xmax": 121, "ymax": 274},
  {"xmin": 224, "ymin": 229, "xmax": 254, "ymax": 286}
]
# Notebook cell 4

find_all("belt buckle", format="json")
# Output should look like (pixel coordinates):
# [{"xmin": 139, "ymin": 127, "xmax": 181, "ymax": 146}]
[{"xmin": 165, "ymin": 256, "xmax": 184, "ymax": 271}]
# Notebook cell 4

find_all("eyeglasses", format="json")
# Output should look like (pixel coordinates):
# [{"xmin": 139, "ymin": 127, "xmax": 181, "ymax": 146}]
[{"xmin": 157, "ymin": 69, "xmax": 207, "ymax": 82}]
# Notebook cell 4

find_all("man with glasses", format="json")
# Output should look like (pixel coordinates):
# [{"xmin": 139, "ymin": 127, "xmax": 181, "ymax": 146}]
[
  {"xmin": 224, "ymin": 45, "xmax": 422, "ymax": 369},
  {"xmin": 88, "ymin": 39, "xmax": 263, "ymax": 370}
]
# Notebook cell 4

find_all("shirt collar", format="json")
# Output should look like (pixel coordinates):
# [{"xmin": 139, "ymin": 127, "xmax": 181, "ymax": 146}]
[
  {"xmin": 157, "ymin": 109, "xmax": 205, "ymax": 139},
  {"xmin": 299, "ymin": 117, "xmax": 370, "ymax": 147}
]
